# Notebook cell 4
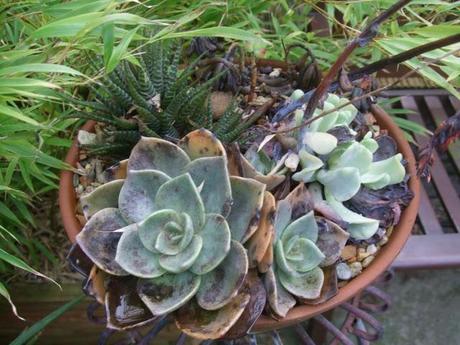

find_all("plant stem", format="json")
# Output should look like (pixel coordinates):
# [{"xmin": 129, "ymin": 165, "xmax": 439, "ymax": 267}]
[{"xmin": 303, "ymin": 0, "xmax": 412, "ymax": 119}]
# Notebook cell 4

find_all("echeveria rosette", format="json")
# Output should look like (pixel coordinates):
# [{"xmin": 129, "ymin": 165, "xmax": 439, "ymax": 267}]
[
  {"xmin": 76, "ymin": 129, "xmax": 266, "ymax": 338},
  {"xmin": 265, "ymin": 184, "xmax": 349, "ymax": 318}
]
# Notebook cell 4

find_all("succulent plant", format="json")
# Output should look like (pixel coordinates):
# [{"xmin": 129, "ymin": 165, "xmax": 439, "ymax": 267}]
[
  {"xmin": 64, "ymin": 40, "xmax": 250, "ymax": 158},
  {"xmin": 76, "ymin": 129, "xmax": 268, "ymax": 339},
  {"xmin": 264, "ymin": 184, "xmax": 349, "ymax": 318}
]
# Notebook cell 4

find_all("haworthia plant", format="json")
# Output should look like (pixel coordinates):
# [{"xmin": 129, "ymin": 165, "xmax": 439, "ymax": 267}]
[{"xmin": 76, "ymin": 129, "xmax": 266, "ymax": 339}]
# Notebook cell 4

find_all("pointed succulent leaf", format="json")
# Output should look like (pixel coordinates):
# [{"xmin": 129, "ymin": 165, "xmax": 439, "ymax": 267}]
[
  {"xmin": 138, "ymin": 209, "xmax": 180, "ymax": 253},
  {"xmin": 196, "ymin": 240, "xmax": 248, "ymax": 310},
  {"xmin": 159, "ymin": 235, "xmax": 203, "ymax": 273},
  {"xmin": 76, "ymin": 208, "xmax": 129, "ymax": 276},
  {"xmin": 264, "ymin": 267, "xmax": 296, "ymax": 319},
  {"xmin": 191, "ymin": 214, "xmax": 231, "ymax": 275},
  {"xmin": 105, "ymin": 276, "xmax": 158, "ymax": 330},
  {"xmin": 127, "ymin": 137, "xmax": 190, "ymax": 176},
  {"xmin": 137, "ymin": 272, "xmax": 201, "ymax": 315},
  {"xmin": 226, "ymin": 176, "xmax": 265, "ymax": 243},
  {"xmin": 325, "ymin": 190, "xmax": 379, "ymax": 240},
  {"xmin": 284, "ymin": 183, "xmax": 314, "ymax": 220},
  {"xmin": 303, "ymin": 132, "xmax": 337, "ymax": 155},
  {"xmin": 175, "ymin": 293, "xmax": 251, "ymax": 340},
  {"xmin": 278, "ymin": 267, "xmax": 324, "ymax": 300},
  {"xmin": 185, "ymin": 156, "xmax": 232, "ymax": 216},
  {"xmin": 178, "ymin": 128, "xmax": 226, "ymax": 160},
  {"xmin": 155, "ymin": 173, "xmax": 205, "ymax": 229},
  {"xmin": 330, "ymin": 142, "xmax": 372, "ymax": 174},
  {"xmin": 119, "ymin": 170, "xmax": 170, "ymax": 222},
  {"xmin": 105, "ymin": 159, "xmax": 128, "ymax": 180},
  {"xmin": 315, "ymin": 218, "xmax": 349, "ymax": 267},
  {"xmin": 115, "ymin": 225, "xmax": 165, "ymax": 278},
  {"xmin": 83, "ymin": 266, "xmax": 109, "ymax": 304},
  {"xmin": 281, "ymin": 210, "xmax": 318, "ymax": 244},
  {"xmin": 224, "ymin": 271, "xmax": 267, "ymax": 339},
  {"xmin": 81, "ymin": 180, "xmax": 124, "ymax": 219},
  {"xmin": 317, "ymin": 168, "xmax": 361, "ymax": 201},
  {"xmin": 360, "ymin": 132, "xmax": 378, "ymax": 153},
  {"xmin": 247, "ymin": 192, "xmax": 276, "ymax": 268},
  {"xmin": 315, "ymin": 101, "xmax": 339, "ymax": 132},
  {"xmin": 361, "ymin": 153, "xmax": 405, "ymax": 190}
]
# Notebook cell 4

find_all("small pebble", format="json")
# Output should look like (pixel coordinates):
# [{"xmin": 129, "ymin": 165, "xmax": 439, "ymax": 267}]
[
  {"xmin": 366, "ymin": 244, "xmax": 377, "ymax": 255},
  {"xmin": 358, "ymin": 249, "xmax": 370, "ymax": 261},
  {"xmin": 269, "ymin": 68, "xmax": 281, "ymax": 77},
  {"xmin": 341, "ymin": 245, "xmax": 357, "ymax": 261},
  {"xmin": 362, "ymin": 255, "xmax": 375, "ymax": 268},
  {"xmin": 349, "ymin": 262, "xmax": 363, "ymax": 277},
  {"xmin": 77, "ymin": 130, "xmax": 97, "ymax": 145},
  {"xmin": 336, "ymin": 262, "xmax": 352, "ymax": 280},
  {"xmin": 386, "ymin": 226, "xmax": 394, "ymax": 237},
  {"xmin": 378, "ymin": 235, "xmax": 389, "ymax": 246}
]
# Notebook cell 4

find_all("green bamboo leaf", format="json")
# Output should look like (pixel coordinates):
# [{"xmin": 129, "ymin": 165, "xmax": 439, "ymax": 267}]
[
  {"xmin": 0, "ymin": 281, "xmax": 25, "ymax": 321},
  {"xmin": 31, "ymin": 12, "xmax": 103, "ymax": 38},
  {"xmin": 158, "ymin": 27, "xmax": 268, "ymax": 44},
  {"xmin": 0, "ymin": 249, "xmax": 60, "ymax": 288},
  {"xmin": 10, "ymin": 294, "xmax": 85, "ymax": 344},
  {"xmin": 0, "ymin": 64, "xmax": 82, "ymax": 76},
  {"xmin": 102, "ymin": 23, "xmax": 115, "ymax": 66},
  {"xmin": 106, "ymin": 26, "xmax": 139, "ymax": 73}
]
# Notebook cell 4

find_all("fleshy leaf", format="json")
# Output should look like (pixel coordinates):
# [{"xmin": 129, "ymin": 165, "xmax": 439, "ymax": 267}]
[
  {"xmin": 292, "ymin": 150, "xmax": 323, "ymax": 183},
  {"xmin": 81, "ymin": 179, "xmax": 124, "ymax": 219},
  {"xmin": 315, "ymin": 218, "xmax": 349, "ymax": 267},
  {"xmin": 185, "ymin": 156, "xmax": 232, "ymax": 216},
  {"xmin": 127, "ymin": 137, "xmax": 190, "ymax": 176},
  {"xmin": 105, "ymin": 159, "xmax": 128, "ymax": 180},
  {"xmin": 247, "ymin": 192, "xmax": 276, "ymax": 268},
  {"xmin": 276, "ymin": 237, "xmax": 325, "ymax": 273},
  {"xmin": 273, "ymin": 200, "xmax": 292, "ymax": 242},
  {"xmin": 67, "ymin": 243, "xmax": 93, "ymax": 277},
  {"xmin": 175, "ymin": 293, "xmax": 250, "ymax": 340},
  {"xmin": 191, "ymin": 214, "xmax": 231, "ymax": 275},
  {"xmin": 138, "ymin": 209, "xmax": 179, "ymax": 253},
  {"xmin": 325, "ymin": 190, "xmax": 379, "ymax": 240},
  {"xmin": 178, "ymin": 128, "xmax": 226, "ymax": 160},
  {"xmin": 226, "ymin": 177, "xmax": 265, "ymax": 243},
  {"xmin": 159, "ymin": 235, "xmax": 203, "ymax": 273},
  {"xmin": 83, "ymin": 266, "xmax": 109, "ymax": 304},
  {"xmin": 154, "ymin": 213, "xmax": 194, "ymax": 255},
  {"xmin": 330, "ymin": 142, "xmax": 372, "ymax": 174},
  {"xmin": 361, "ymin": 153, "xmax": 405, "ymax": 190},
  {"xmin": 119, "ymin": 170, "xmax": 170, "ymax": 223},
  {"xmin": 281, "ymin": 210, "xmax": 318, "ymax": 244},
  {"xmin": 278, "ymin": 267, "xmax": 324, "ymax": 300},
  {"xmin": 303, "ymin": 132, "xmax": 337, "ymax": 155},
  {"xmin": 224, "ymin": 271, "xmax": 266, "ymax": 339},
  {"xmin": 284, "ymin": 183, "xmax": 314, "ymax": 220},
  {"xmin": 360, "ymin": 132, "xmax": 378, "ymax": 153},
  {"xmin": 264, "ymin": 267, "xmax": 296, "ymax": 319},
  {"xmin": 258, "ymin": 231, "xmax": 274, "ymax": 273},
  {"xmin": 155, "ymin": 173, "xmax": 205, "ymax": 230},
  {"xmin": 76, "ymin": 208, "xmax": 128, "ymax": 276},
  {"xmin": 196, "ymin": 240, "xmax": 248, "ymax": 310},
  {"xmin": 137, "ymin": 272, "xmax": 201, "ymax": 315},
  {"xmin": 115, "ymin": 225, "xmax": 165, "ymax": 278},
  {"xmin": 314, "ymin": 101, "xmax": 339, "ymax": 132},
  {"xmin": 317, "ymin": 168, "xmax": 361, "ymax": 201},
  {"xmin": 105, "ymin": 276, "xmax": 157, "ymax": 330},
  {"xmin": 299, "ymin": 265, "xmax": 338, "ymax": 305}
]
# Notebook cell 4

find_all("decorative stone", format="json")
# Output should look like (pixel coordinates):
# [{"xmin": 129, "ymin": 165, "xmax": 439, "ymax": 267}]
[
  {"xmin": 269, "ymin": 68, "xmax": 281, "ymax": 77},
  {"xmin": 209, "ymin": 91, "xmax": 233, "ymax": 119},
  {"xmin": 366, "ymin": 244, "xmax": 377, "ymax": 255},
  {"xmin": 336, "ymin": 262, "xmax": 352, "ymax": 281},
  {"xmin": 341, "ymin": 245, "xmax": 357, "ymax": 261},
  {"xmin": 386, "ymin": 226, "xmax": 394, "ymax": 237},
  {"xmin": 78, "ymin": 130, "xmax": 97, "ymax": 145},
  {"xmin": 378, "ymin": 235, "xmax": 389, "ymax": 246},
  {"xmin": 357, "ymin": 248, "xmax": 370, "ymax": 261},
  {"xmin": 349, "ymin": 262, "xmax": 362, "ymax": 277},
  {"xmin": 362, "ymin": 255, "xmax": 375, "ymax": 268}
]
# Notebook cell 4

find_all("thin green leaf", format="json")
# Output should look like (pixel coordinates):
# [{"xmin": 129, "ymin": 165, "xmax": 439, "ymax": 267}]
[
  {"xmin": 0, "ymin": 281, "xmax": 25, "ymax": 321},
  {"xmin": 106, "ymin": 26, "xmax": 139, "ymax": 73}
]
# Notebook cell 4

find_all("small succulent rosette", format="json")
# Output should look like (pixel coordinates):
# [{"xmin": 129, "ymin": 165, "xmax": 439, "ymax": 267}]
[
  {"xmin": 264, "ymin": 184, "xmax": 349, "ymax": 318},
  {"xmin": 73, "ymin": 129, "xmax": 269, "ymax": 339}
]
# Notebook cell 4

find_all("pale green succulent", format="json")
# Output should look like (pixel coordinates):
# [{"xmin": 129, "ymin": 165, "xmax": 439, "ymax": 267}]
[
  {"xmin": 265, "ymin": 185, "xmax": 349, "ymax": 318},
  {"xmin": 290, "ymin": 91, "xmax": 406, "ymax": 240},
  {"xmin": 76, "ymin": 129, "xmax": 266, "ymax": 326}
]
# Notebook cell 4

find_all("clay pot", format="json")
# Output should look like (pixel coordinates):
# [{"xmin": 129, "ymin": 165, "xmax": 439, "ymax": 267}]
[{"xmin": 59, "ymin": 106, "xmax": 419, "ymax": 333}]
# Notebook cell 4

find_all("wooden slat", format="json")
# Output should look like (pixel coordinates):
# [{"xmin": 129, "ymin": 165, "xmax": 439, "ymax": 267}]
[
  {"xmin": 394, "ymin": 234, "xmax": 460, "ymax": 269},
  {"xmin": 401, "ymin": 96, "xmax": 460, "ymax": 232},
  {"xmin": 424, "ymin": 96, "xmax": 460, "ymax": 172},
  {"xmin": 449, "ymin": 96, "xmax": 460, "ymax": 111},
  {"xmin": 417, "ymin": 185, "xmax": 443, "ymax": 234}
]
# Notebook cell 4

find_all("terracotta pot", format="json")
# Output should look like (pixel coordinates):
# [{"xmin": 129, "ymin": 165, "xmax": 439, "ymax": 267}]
[{"xmin": 59, "ymin": 108, "xmax": 419, "ymax": 333}]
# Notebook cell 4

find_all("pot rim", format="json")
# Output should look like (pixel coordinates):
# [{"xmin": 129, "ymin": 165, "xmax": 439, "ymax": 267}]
[{"xmin": 59, "ymin": 108, "xmax": 420, "ymax": 333}]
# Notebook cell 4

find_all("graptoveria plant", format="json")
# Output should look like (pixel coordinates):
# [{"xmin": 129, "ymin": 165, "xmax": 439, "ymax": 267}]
[
  {"xmin": 265, "ymin": 184, "xmax": 349, "ymax": 318},
  {"xmin": 76, "ymin": 129, "xmax": 267, "ymax": 339}
]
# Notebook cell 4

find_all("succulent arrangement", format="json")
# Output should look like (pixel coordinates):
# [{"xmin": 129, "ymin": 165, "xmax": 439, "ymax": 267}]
[{"xmin": 68, "ymin": 43, "xmax": 413, "ymax": 341}]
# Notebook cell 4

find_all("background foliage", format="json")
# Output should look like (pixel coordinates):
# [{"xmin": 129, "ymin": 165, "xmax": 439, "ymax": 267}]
[{"xmin": 0, "ymin": 0, "xmax": 459, "ymax": 318}]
